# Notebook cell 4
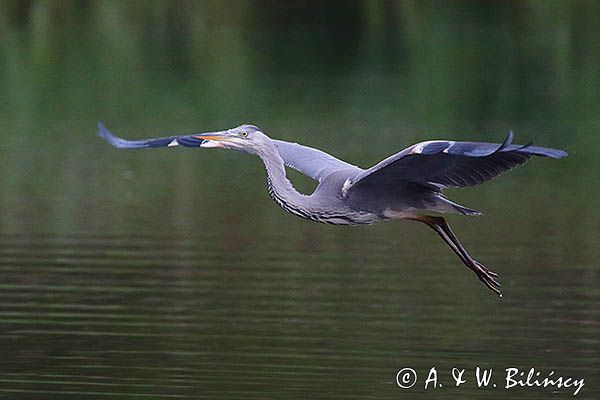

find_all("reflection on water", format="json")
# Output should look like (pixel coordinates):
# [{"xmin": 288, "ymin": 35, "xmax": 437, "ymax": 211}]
[{"xmin": 0, "ymin": 1, "xmax": 599, "ymax": 399}]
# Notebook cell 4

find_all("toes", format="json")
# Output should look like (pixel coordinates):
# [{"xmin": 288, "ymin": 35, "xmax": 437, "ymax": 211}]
[
  {"xmin": 477, "ymin": 273, "xmax": 503, "ymax": 296},
  {"xmin": 473, "ymin": 260, "xmax": 500, "ymax": 285},
  {"xmin": 475, "ymin": 261, "xmax": 499, "ymax": 278},
  {"xmin": 471, "ymin": 260, "xmax": 502, "ymax": 296},
  {"xmin": 485, "ymin": 269, "xmax": 499, "ymax": 278}
]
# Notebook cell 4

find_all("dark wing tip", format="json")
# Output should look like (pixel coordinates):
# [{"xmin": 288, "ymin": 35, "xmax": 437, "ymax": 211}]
[
  {"xmin": 555, "ymin": 149, "xmax": 568, "ymax": 158},
  {"xmin": 97, "ymin": 121, "xmax": 147, "ymax": 149},
  {"xmin": 494, "ymin": 131, "xmax": 514, "ymax": 153},
  {"xmin": 536, "ymin": 148, "xmax": 568, "ymax": 159},
  {"xmin": 97, "ymin": 121, "xmax": 120, "ymax": 147},
  {"xmin": 507, "ymin": 130, "xmax": 514, "ymax": 144},
  {"xmin": 502, "ymin": 130, "xmax": 568, "ymax": 159},
  {"xmin": 97, "ymin": 120, "xmax": 107, "ymax": 138}
]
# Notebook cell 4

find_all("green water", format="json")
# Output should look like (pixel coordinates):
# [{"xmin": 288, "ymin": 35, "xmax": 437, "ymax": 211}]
[{"xmin": 0, "ymin": 2, "xmax": 598, "ymax": 399}]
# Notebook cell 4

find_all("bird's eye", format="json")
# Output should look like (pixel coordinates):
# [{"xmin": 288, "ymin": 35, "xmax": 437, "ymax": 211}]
[{"xmin": 240, "ymin": 130, "xmax": 249, "ymax": 138}]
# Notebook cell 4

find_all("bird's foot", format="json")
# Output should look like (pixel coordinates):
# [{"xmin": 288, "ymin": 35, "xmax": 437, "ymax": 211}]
[
  {"xmin": 471, "ymin": 259, "xmax": 502, "ymax": 297},
  {"xmin": 409, "ymin": 215, "xmax": 503, "ymax": 297}
]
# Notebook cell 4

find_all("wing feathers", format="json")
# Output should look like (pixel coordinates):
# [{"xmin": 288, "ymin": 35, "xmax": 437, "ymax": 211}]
[
  {"xmin": 349, "ymin": 133, "xmax": 567, "ymax": 192},
  {"xmin": 97, "ymin": 122, "xmax": 206, "ymax": 149},
  {"xmin": 98, "ymin": 123, "xmax": 567, "ymax": 191},
  {"xmin": 98, "ymin": 122, "xmax": 361, "ymax": 182}
]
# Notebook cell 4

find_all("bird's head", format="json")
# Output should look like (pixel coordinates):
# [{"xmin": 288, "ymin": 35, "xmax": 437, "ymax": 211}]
[{"xmin": 195, "ymin": 124, "xmax": 270, "ymax": 154}]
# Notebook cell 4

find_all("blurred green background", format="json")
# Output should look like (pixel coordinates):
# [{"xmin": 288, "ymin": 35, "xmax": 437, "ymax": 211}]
[
  {"xmin": 0, "ymin": 1, "xmax": 598, "ymax": 399},
  {"xmin": 1, "ymin": 0, "xmax": 598, "ymax": 234}
]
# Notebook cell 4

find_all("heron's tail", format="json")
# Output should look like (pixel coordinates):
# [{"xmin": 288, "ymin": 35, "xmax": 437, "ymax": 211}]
[
  {"xmin": 452, "ymin": 203, "xmax": 482, "ymax": 216},
  {"xmin": 433, "ymin": 195, "xmax": 482, "ymax": 216}
]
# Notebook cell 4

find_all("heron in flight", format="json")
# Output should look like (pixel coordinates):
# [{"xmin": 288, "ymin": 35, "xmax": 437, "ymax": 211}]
[{"xmin": 98, "ymin": 122, "xmax": 567, "ymax": 296}]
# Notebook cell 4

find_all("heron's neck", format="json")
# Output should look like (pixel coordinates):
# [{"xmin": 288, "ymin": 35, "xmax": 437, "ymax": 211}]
[{"xmin": 257, "ymin": 145, "xmax": 312, "ymax": 218}]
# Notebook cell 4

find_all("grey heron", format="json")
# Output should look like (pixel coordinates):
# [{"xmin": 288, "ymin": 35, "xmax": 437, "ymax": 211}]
[{"xmin": 97, "ymin": 122, "xmax": 567, "ymax": 296}]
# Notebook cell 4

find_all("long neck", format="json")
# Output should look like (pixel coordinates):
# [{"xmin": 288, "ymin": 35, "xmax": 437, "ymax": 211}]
[{"xmin": 257, "ymin": 144, "xmax": 315, "ymax": 220}]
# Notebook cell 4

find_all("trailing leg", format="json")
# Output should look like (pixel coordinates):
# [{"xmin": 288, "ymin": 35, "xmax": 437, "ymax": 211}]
[{"xmin": 408, "ymin": 215, "xmax": 502, "ymax": 297}]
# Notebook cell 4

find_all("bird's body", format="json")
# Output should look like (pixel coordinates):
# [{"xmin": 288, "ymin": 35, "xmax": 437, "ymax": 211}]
[{"xmin": 98, "ymin": 123, "xmax": 567, "ymax": 296}]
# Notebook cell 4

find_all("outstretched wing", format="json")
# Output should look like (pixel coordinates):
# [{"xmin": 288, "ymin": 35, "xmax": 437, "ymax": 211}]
[
  {"xmin": 347, "ymin": 132, "xmax": 567, "ymax": 193},
  {"xmin": 97, "ymin": 122, "xmax": 207, "ymax": 148},
  {"xmin": 272, "ymin": 139, "xmax": 361, "ymax": 182},
  {"xmin": 98, "ymin": 122, "xmax": 360, "ymax": 182}
]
